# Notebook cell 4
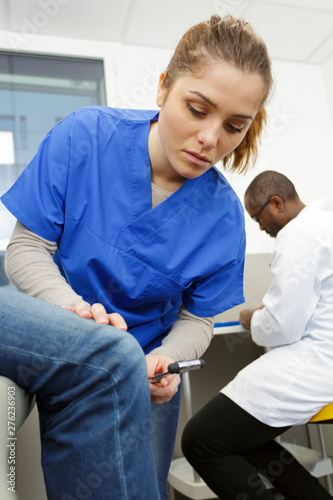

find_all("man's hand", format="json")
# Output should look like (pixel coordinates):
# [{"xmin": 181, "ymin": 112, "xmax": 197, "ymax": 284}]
[
  {"xmin": 239, "ymin": 305, "xmax": 264, "ymax": 331},
  {"xmin": 146, "ymin": 353, "xmax": 180, "ymax": 404},
  {"xmin": 62, "ymin": 301, "xmax": 127, "ymax": 330}
]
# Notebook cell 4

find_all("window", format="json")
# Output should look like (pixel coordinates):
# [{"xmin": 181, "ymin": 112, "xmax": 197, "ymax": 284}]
[{"xmin": 0, "ymin": 52, "xmax": 106, "ymax": 245}]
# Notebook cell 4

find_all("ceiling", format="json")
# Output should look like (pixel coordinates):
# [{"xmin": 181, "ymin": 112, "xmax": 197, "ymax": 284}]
[{"xmin": 1, "ymin": 0, "xmax": 333, "ymax": 65}]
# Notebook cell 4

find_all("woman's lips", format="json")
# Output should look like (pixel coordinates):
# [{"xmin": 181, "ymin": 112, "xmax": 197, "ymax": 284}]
[{"xmin": 185, "ymin": 151, "xmax": 210, "ymax": 166}]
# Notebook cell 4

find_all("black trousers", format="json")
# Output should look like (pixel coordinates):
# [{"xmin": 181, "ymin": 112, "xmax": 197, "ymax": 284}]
[{"xmin": 182, "ymin": 393, "xmax": 332, "ymax": 500}]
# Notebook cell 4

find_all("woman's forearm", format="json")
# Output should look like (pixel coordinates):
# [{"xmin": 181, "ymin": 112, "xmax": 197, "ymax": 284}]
[
  {"xmin": 5, "ymin": 221, "xmax": 83, "ymax": 307},
  {"xmin": 150, "ymin": 304, "xmax": 214, "ymax": 360}
]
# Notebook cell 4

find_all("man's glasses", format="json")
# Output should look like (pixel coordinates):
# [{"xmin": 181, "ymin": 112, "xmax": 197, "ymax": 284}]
[{"xmin": 251, "ymin": 198, "xmax": 271, "ymax": 223}]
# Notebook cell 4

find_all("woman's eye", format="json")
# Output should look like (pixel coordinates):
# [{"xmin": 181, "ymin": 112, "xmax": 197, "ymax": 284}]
[
  {"xmin": 188, "ymin": 104, "xmax": 206, "ymax": 116},
  {"xmin": 227, "ymin": 123, "xmax": 243, "ymax": 133}
]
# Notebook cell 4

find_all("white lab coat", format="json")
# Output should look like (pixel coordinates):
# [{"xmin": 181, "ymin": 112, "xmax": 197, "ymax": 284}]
[{"xmin": 222, "ymin": 200, "xmax": 333, "ymax": 426}]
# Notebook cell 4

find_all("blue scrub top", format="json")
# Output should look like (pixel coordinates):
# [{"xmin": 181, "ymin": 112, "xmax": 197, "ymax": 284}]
[{"xmin": 1, "ymin": 106, "xmax": 246, "ymax": 353}]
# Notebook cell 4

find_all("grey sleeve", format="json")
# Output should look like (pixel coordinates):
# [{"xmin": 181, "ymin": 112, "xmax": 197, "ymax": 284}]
[
  {"xmin": 5, "ymin": 220, "xmax": 84, "ymax": 307},
  {"xmin": 150, "ymin": 304, "xmax": 214, "ymax": 360}
]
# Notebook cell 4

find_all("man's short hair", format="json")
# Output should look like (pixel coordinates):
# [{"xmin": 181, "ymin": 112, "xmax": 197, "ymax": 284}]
[{"xmin": 245, "ymin": 170, "xmax": 299, "ymax": 206}]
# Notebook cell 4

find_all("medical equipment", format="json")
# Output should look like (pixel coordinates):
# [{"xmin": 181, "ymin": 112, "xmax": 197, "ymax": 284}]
[{"xmin": 149, "ymin": 359, "xmax": 205, "ymax": 382}]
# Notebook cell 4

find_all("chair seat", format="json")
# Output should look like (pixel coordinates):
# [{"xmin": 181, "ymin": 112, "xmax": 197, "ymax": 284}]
[{"xmin": 309, "ymin": 403, "xmax": 333, "ymax": 423}]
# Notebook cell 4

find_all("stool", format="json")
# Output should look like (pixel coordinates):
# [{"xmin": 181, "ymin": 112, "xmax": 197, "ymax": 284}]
[
  {"xmin": 308, "ymin": 403, "xmax": 333, "ymax": 494},
  {"xmin": 309, "ymin": 403, "xmax": 333, "ymax": 424},
  {"xmin": 0, "ymin": 376, "xmax": 35, "ymax": 499}
]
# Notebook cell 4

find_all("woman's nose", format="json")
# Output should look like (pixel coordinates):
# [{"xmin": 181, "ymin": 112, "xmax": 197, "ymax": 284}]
[{"xmin": 197, "ymin": 125, "xmax": 219, "ymax": 149}]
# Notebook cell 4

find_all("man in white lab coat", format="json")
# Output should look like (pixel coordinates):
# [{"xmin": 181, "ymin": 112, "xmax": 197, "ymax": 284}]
[{"xmin": 182, "ymin": 170, "xmax": 333, "ymax": 499}]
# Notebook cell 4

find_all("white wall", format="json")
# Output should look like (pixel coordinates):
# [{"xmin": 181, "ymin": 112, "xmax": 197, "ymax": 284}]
[
  {"xmin": 110, "ymin": 44, "xmax": 171, "ymax": 110},
  {"xmin": 322, "ymin": 51, "xmax": 333, "ymax": 129}
]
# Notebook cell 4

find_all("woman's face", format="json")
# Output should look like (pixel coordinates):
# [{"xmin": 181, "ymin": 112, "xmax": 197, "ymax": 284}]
[{"xmin": 153, "ymin": 61, "xmax": 265, "ymax": 183}]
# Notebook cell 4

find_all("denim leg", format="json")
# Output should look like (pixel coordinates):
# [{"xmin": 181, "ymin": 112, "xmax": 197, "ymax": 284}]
[
  {"xmin": 0, "ymin": 288, "xmax": 160, "ymax": 500},
  {"xmin": 150, "ymin": 383, "xmax": 182, "ymax": 500}
]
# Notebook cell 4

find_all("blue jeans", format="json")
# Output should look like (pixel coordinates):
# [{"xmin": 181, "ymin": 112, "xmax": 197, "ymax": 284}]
[{"xmin": 0, "ymin": 288, "xmax": 161, "ymax": 500}]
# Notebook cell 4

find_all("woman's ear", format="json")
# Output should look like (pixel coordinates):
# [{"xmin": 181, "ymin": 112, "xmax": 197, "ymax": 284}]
[{"xmin": 156, "ymin": 72, "xmax": 166, "ymax": 107}]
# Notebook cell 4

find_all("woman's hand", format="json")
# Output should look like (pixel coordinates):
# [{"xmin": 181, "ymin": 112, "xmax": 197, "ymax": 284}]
[
  {"xmin": 146, "ymin": 353, "xmax": 180, "ymax": 404},
  {"xmin": 62, "ymin": 301, "xmax": 127, "ymax": 330}
]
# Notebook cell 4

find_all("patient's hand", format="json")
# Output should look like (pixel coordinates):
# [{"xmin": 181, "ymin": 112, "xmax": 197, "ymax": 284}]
[{"xmin": 62, "ymin": 301, "xmax": 127, "ymax": 330}]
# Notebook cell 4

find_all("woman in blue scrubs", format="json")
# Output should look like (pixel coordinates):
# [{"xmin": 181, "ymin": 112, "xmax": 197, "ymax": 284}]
[{"xmin": 2, "ymin": 15, "xmax": 273, "ymax": 499}]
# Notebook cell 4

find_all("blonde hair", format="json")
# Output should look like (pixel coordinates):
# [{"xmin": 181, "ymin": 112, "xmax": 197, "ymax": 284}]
[{"xmin": 163, "ymin": 15, "xmax": 273, "ymax": 174}]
